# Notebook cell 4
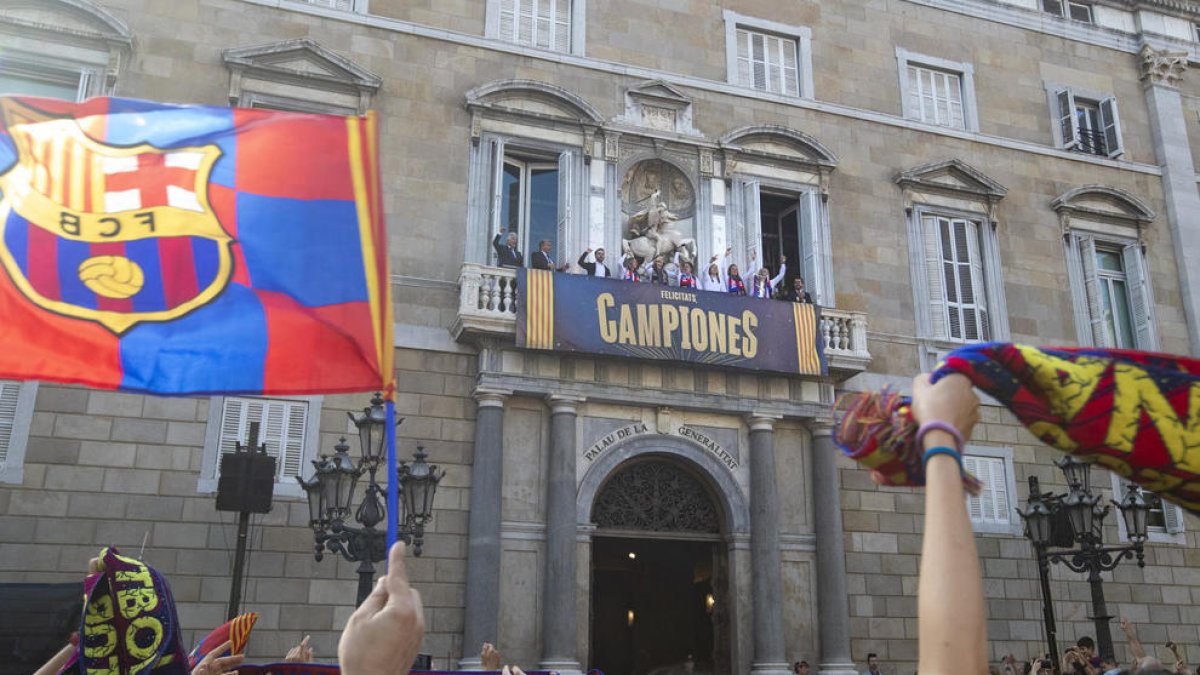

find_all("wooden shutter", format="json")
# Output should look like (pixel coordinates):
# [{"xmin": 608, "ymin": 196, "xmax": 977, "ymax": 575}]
[
  {"xmin": 962, "ymin": 455, "xmax": 986, "ymax": 522},
  {"xmin": 922, "ymin": 215, "xmax": 949, "ymax": 339},
  {"xmin": 219, "ymin": 397, "xmax": 309, "ymax": 481},
  {"xmin": 781, "ymin": 35, "xmax": 799, "ymax": 96},
  {"xmin": 1056, "ymin": 89, "xmax": 1078, "ymax": 149},
  {"xmin": 798, "ymin": 191, "xmax": 819, "ymax": 302},
  {"xmin": 499, "ymin": 0, "xmax": 517, "ymax": 41},
  {"xmin": 487, "ymin": 137, "xmax": 506, "ymax": 259},
  {"xmin": 1163, "ymin": 498, "xmax": 1185, "ymax": 534},
  {"xmin": 0, "ymin": 381, "xmax": 20, "ymax": 464},
  {"xmin": 553, "ymin": 0, "xmax": 571, "ymax": 52},
  {"xmin": 736, "ymin": 178, "xmax": 761, "ymax": 268},
  {"xmin": 963, "ymin": 455, "xmax": 1009, "ymax": 526},
  {"xmin": 1099, "ymin": 97, "xmax": 1123, "ymax": 158},
  {"xmin": 964, "ymin": 220, "xmax": 988, "ymax": 341},
  {"xmin": 557, "ymin": 150, "xmax": 575, "ymax": 262},
  {"xmin": 1122, "ymin": 244, "xmax": 1156, "ymax": 350},
  {"xmin": 1078, "ymin": 237, "xmax": 1108, "ymax": 346}
]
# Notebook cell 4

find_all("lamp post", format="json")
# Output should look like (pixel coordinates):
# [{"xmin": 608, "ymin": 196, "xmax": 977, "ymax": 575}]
[
  {"xmin": 1017, "ymin": 458, "xmax": 1150, "ymax": 667},
  {"xmin": 298, "ymin": 393, "xmax": 446, "ymax": 605}
]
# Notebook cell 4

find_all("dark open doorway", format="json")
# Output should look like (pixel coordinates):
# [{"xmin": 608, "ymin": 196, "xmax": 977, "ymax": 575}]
[
  {"xmin": 590, "ymin": 537, "xmax": 727, "ymax": 675},
  {"xmin": 758, "ymin": 191, "xmax": 800, "ymax": 285}
]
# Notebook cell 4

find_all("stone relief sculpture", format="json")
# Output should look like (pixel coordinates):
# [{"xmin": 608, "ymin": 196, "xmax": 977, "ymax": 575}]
[{"xmin": 621, "ymin": 160, "xmax": 697, "ymax": 266}]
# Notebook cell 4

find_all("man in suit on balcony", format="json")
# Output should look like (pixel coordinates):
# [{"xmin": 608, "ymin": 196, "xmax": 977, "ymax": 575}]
[
  {"xmin": 492, "ymin": 229, "xmax": 524, "ymax": 268},
  {"xmin": 531, "ymin": 239, "xmax": 557, "ymax": 270},
  {"xmin": 578, "ymin": 248, "xmax": 612, "ymax": 277}
]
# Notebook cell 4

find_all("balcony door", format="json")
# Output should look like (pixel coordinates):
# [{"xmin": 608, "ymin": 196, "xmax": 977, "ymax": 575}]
[
  {"xmin": 501, "ymin": 157, "xmax": 560, "ymax": 264},
  {"xmin": 736, "ymin": 179, "xmax": 823, "ymax": 303}
]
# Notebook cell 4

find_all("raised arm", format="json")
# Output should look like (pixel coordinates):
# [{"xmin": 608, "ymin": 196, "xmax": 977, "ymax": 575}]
[
  {"xmin": 912, "ymin": 373, "xmax": 987, "ymax": 675},
  {"xmin": 1119, "ymin": 617, "xmax": 1146, "ymax": 661},
  {"xmin": 770, "ymin": 255, "xmax": 787, "ymax": 288}
]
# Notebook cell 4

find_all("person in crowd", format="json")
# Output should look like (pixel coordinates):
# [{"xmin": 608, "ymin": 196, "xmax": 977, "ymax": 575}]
[
  {"xmin": 676, "ymin": 259, "xmax": 698, "ymax": 288},
  {"xmin": 620, "ymin": 255, "xmax": 642, "ymax": 281},
  {"xmin": 578, "ymin": 247, "xmax": 611, "ymax": 277},
  {"xmin": 284, "ymin": 635, "xmax": 314, "ymax": 663},
  {"xmin": 699, "ymin": 250, "xmax": 730, "ymax": 292},
  {"xmin": 863, "ymin": 652, "xmax": 883, "ymax": 675},
  {"xmin": 338, "ymin": 541, "xmax": 424, "ymax": 675},
  {"xmin": 190, "ymin": 641, "xmax": 244, "ymax": 675},
  {"xmin": 1063, "ymin": 638, "xmax": 1098, "ymax": 675},
  {"xmin": 749, "ymin": 252, "xmax": 786, "ymax": 299},
  {"xmin": 782, "ymin": 275, "xmax": 814, "ymax": 303},
  {"xmin": 531, "ymin": 239, "xmax": 557, "ymax": 270},
  {"xmin": 793, "ymin": 660, "xmax": 811, "ymax": 674},
  {"xmin": 492, "ymin": 229, "xmax": 524, "ymax": 267},
  {"xmin": 644, "ymin": 255, "xmax": 671, "ymax": 285}
]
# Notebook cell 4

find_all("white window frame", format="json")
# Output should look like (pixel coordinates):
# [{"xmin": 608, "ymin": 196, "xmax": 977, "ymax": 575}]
[
  {"xmin": 0, "ymin": 381, "xmax": 38, "ymax": 485},
  {"xmin": 0, "ymin": 53, "xmax": 101, "ymax": 102},
  {"xmin": 486, "ymin": 0, "xmax": 585, "ymax": 56},
  {"xmin": 896, "ymin": 48, "xmax": 979, "ymax": 132},
  {"xmin": 1109, "ymin": 473, "xmax": 1185, "ymax": 545},
  {"xmin": 1042, "ymin": 0, "xmax": 1094, "ymax": 23},
  {"xmin": 472, "ymin": 131, "xmax": 586, "ymax": 266},
  {"xmin": 198, "ymin": 396, "xmax": 323, "ymax": 499},
  {"xmin": 722, "ymin": 11, "xmax": 814, "ymax": 100},
  {"xmin": 1047, "ymin": 84, "xmax": 1124, "ymax": 158},
  {"xmin": 963, "ymin": 445, "xmax": 1021, "ymax": 535},
  {"xmin": 1064, "ymin": 230, "xmax": 1157, "ymax": 350}
]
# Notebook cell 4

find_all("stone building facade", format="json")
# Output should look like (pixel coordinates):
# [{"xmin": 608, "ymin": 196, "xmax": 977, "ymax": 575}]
[{"xmin": 1, "ymin": 0, "xmax": 1199, "ymax": 674}]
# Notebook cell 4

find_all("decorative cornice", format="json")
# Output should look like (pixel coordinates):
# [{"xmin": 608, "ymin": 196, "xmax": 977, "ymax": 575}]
[{"xmin": 1139, "ymin": 44, "xmax": 1189, "ymax": 87}]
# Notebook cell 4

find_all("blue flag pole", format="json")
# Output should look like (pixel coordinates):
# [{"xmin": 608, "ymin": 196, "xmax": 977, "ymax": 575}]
[{"xmin": 386, "ymin": 400, "xmax": 399, "ymax": 555}]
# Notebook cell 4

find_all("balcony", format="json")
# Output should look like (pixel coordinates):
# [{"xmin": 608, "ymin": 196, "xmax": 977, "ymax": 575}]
[{"xmin": 452, "ymin": 263, "xmax": 871, "ymax": 375}]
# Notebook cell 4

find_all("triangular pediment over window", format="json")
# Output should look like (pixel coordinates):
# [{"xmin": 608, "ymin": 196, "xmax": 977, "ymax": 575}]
[
  {"xmin": 896, "ymin": 159, "xmax": 1007, "ymax": 201},
  {"xmin": 224, "ymin": 38, "xmax": 381, "ymax": 115}
]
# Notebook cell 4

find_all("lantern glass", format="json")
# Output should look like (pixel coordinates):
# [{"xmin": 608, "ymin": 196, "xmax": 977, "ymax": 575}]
[
  {"xmin": 1056, "ymin": 456, "xmax": 1092, "ymax": 493},
  {"xmin": 1062, "ymin": 489, "xmax": 1097, "ymax": 538},
  {"xmin": 1116, "ymin": 484, "xmax": 1151, "ymax": 541},
  {"xmin": 298, "ymin": 469, "xmax": 324, "ymax": 526},
  {"xmin": 1021, "ymin": 499, "xmax": 1054, "ymax": 546},
  {"xmin": 399, "ymin": 446, "xmax": 444, "ymax": 523},
  {"xmin": 349, "ymin": 393, "xmax": 387, "ymax": 464},
  {"xmin": 326, "ymin": 440, "xmax": 360, "ymax": 518}
]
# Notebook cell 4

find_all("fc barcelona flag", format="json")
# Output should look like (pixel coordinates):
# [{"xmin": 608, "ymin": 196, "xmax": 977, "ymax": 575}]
[{"xmin": 0, "ymin": 96, "xmax": 393, "ymax": 395}]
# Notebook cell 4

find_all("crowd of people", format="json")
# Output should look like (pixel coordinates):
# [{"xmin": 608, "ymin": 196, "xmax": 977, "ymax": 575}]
[{"xmin": 492, "ymin": 229, "xmax": 815, "ymax": 303}]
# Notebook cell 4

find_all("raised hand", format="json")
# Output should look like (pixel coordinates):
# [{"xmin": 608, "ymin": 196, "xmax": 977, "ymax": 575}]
[
  {"xmin": 338, "ymin": 542, "xmax": 425, "ymax": 675},
  {"xmin": 285, "ymin": 635, "xmax": 313, "ymax": 663},
  {"xmin": 481, "ymin": 643, "xmax": 501, "ymax": 671},
  {"xmin": 191, "ymin": 641, "xmax": 244, "ymax": 675}
]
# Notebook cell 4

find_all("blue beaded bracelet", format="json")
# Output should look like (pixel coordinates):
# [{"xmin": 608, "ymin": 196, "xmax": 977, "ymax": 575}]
[{"xmin": 922, "ymin": 445, "xmax": 963, "ymax": 468}]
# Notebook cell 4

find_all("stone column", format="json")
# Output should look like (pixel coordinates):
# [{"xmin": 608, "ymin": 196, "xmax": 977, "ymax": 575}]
[
  {"xmin": 540, "ymin": 395, "xmax": 585, "ymax": 675},
  {"xmin": 459, "ymin": 390, "xmax": 509, "ymax": 669},
  {"xmin": 747, "ymin": 414, "xmax": 790, "ymax": 675},
  {"xmin": 810, "ymin": 422, "xmax": 858, "ymax": 675},
  {"xmin": 1139, "ymin": 44, "xmax": 1200, "ymax": 354}
]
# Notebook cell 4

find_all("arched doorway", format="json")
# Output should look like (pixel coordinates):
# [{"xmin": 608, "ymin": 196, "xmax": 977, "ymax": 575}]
[{"xmin": 589, "ymin": 456, "xmax": 731, "ymax": 675}]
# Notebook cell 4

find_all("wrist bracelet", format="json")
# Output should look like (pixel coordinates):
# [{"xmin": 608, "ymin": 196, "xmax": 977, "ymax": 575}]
[
  {"xmin": 923, "ymin": 445, "xmax": 963, "ymax": 469},
  {"xmin": 916, "ymin": 420, "xmax": 965, "ymax": 452}
]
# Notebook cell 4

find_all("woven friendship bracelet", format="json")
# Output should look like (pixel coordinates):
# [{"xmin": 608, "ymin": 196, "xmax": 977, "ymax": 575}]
[
  {"xmin": 922, "ymin": 445, "xmax": 964, "ymax": 469},
  {"xmin": 915, "ymin": 420, "xmax": 965, "ymax": 453}
]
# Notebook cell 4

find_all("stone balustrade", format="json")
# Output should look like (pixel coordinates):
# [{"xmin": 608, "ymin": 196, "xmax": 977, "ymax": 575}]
[{"xmin": 453, "ymin": 263, "xmax": 871, "ymax": 374}]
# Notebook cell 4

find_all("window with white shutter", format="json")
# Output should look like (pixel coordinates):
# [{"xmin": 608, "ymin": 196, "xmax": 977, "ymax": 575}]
[
  {"xmin": 1066, "ymin": 233, "xmax": 1156, "ymax": 351},
  {"xmin": 198, "ymin": 395, "xmax": 323, "ymax": 497},
  {"xmin": 896, "ymin": 49, "xmax": 979, "ymax": 132},
  {"xmin": 498, "ymin": 0, "xmax": 572, "ymax": 52},
  {"xmin": 0, "ymin": 380, "xmax": 36, "ymax": 485},
  {"xmin": 299, "ymin": 0, "xmax": 355, "ymax": 10},
  {"xmin": 1110, "ymin": 474, "xmax": 1185, "ymax": 544},
  {"xmin": 922, "ymin": 215, "xmax": 990, "ymax": 343},
  {"xmin": 1051, "ymin": 87, "xmax": 1123, "ymax": 158},
  {"xmin": 962, "ymin": 446, "xmax": 1020, "ymax": 534},
  {"xmin": 722, "ymin": 12, "xmax": 813, "ymax": 99},
  {"xmin": 736, "ymin": 28, "xmax": 800, "ymax": 96}
]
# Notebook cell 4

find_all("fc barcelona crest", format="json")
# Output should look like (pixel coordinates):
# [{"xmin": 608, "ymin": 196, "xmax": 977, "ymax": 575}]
[{"xmin": 0, "ymin": 98, "xmax": 232, "ymax": 333}]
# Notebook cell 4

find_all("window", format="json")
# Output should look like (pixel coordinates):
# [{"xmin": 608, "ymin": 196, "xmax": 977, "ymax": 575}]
[
  {"xmin": 0, "ymin": 380, "xmax": 37, "ymax": 485},
  {"xmin": 496, "ymin": 0, "xmax": 573, "ymax": 53},
  {"xmin": 1053, "ymin": 89, "xmax": 1123, "ymax": 158},
  {"xmin": 477, "ymin": 133, "xmax": 583, "ymax": 266},
  {"xmin": 732, "ymin": 177, "xmax": 827, "ymax": 302},
  {"xmin": 1111, "ymin": 475, "xmax": 1185, "ymax": 544},
  {"xmin": 722, "ymin": 12, "xmax": 813, "ymax": 99},
  {"xmin": 198, "ymin": 396, "xmax": 323, "ymax": 498},
  {"xmin": 736, "ymin": 29, "xmax": 799, "ymax": 96},
  {"xmin": 896, "ymin": 49, "xmax": 979, "ymax": 131},
  {"xmin": 1067, "ymin": 236, "xmax": 1155, "ymax": 349},
  {"xmin": 923, "ymin": 215, "xmax": 990, "ymax": 343},
  {"xmin": 1042, "ymin": 0, "xmax": 1093, "ymax": 22},
  {"xmin": 962, "ymin": 445, "xmax": 1020, "ymax": 534},
  {"xmin": 0, "ymin": 64, "xmax": 89, "ymax": 101},
  {"xmin": 224, "ymin": 39, "xmax": 381, "ymax": 116},
  {"xmin": 298, "ymin": 0, "xmax": 357, "ymax": 9}
]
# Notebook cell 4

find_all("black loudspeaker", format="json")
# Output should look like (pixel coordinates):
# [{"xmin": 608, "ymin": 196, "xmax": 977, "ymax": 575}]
[{"xmin": 215, "ymin": 449, "xmax": 276, "ymax": 513}]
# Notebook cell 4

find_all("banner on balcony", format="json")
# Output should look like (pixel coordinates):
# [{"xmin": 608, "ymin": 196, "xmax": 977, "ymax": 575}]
[{"xmin": 517, "ymin": 269, "xmax": 826, "ymax": 375}]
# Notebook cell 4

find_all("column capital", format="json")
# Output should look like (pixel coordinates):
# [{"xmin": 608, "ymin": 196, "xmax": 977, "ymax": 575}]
[
  {"xmin": 474, "ymin": 388, "xmax": 511, "ymax": 407},
  {"xmin": 546, "ymin": 394, "xmax": 584, "ymax": 414},
  {"xmin": 746, "ymin": 412, "xmax": 781, "ymax": 432},
  {"xmin": 806, "ymin": 417, "xmax": 835, "ymax": 437},
  {"xmin": 1139, "ymin": 44, "xmax": 1188, "ymax": 88}
]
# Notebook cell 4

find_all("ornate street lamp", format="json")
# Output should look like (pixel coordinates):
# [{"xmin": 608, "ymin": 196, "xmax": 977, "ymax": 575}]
[
  {"xmin": 297, "ymin": 394, "xmax": 446, "ymax": 605},
  {"xmin": 1020, "ymin": 461, "xmax": 1147, "ymax": 666}
]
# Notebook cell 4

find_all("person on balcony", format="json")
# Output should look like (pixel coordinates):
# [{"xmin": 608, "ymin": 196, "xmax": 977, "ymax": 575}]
[
  {"xmin": 700, "ymin": 249, "xmax": 730, "ymax": 292},
  {"xmin": 781, "ymin": 275, "xmax": 813, "ymax": 303},
  {"xmin": 750, "ymin": 252, "xmax": 786, "ymax": 299},
  {"xmin": 644, "ymin": 255, "xmax": 671, "ymax": 285},
  {"xmin": 492, "ymin": 230, "xmax": 524, "ymax": 268},
  {"xmin": 676, "ymin": 259, "xmax": 698, "ymax": 289},
  {"xmin": 578, "ymin": 248, "xmax": 612, "ymax": 277},
  {"xmin": 531, "ymin": 239, "xmax": 557, "ymax": 270},
  {"xmin": 620, "ymin": 255, "xmax": 642, "ymax": 281},
  {"xmin": 726, "ymin": 257, "xmax": 747, "ymax": 296}
]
